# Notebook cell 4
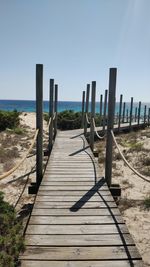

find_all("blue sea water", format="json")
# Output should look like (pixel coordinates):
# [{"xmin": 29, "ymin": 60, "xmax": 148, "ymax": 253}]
[{"xmin": 0, "ymin": 99, "xmax": 150, "ymax": 115}]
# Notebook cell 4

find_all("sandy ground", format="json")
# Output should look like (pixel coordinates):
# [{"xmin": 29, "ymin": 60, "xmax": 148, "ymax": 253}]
[
  {"xmin": 0, "ymin": 113, "xmax": 150, "ymax": 266},
  {"xmin": 0, "ymin": 112, "xmax": 48, "ymax": 210},
  {"xmin": 96, "ymin": 129, "xmax": 150, "ymax": 267}
]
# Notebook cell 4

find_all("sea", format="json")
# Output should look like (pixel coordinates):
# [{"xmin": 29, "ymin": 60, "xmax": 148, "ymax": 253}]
[{"xmin": 0, "ymin": 99, "xmax": 150, "ymax": 115}]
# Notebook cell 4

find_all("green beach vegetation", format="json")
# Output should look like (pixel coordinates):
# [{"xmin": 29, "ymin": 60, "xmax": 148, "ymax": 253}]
[
  {"xmin": 0, "ymin": 191, "xmax": 24, "ymax": 267},
  {"xmin": 44, "ymin": 110, "xmax": 102, "ymax": 130},
  {"xmin": 0, "ymin": 110, "xmax": 20, "ymax": 132}
]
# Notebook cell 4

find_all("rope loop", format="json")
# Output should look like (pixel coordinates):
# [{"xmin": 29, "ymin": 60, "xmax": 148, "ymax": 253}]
[
  {"xmin": 0, "ymin": 129, "xmax": 39, "ymax": 180},
  {"xmin": 92, "ymin": 118, "xmax": 106, "ymax": 140},
  {"xmin": 85, "ymin": 113, "xmax": 91, "ymax": 125},
  {"xmin": 111, "ymin": 130, "xmax": 150, "ymax": 183},
  {"xmin": 47, "ymin": 117, "xmax": 52, "ymax": 129},
  {"xmin": 53, "ymin": 112, "xmax": 56, "ymax": 121}
]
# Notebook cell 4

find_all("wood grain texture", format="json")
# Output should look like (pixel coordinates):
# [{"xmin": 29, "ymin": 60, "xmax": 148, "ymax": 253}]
[
  {"xmin": 20, "ymin": 246, "xmax": 141, "ymax": 260},
  {"xmin": 21, "ymin": 260, "xmax": 143, "ymax": 267}
]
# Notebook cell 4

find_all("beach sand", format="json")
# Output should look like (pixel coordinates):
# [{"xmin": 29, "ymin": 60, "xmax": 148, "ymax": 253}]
[{"xmin": 0, "ymin": 112, "xmax": 150, "ymax": 266}]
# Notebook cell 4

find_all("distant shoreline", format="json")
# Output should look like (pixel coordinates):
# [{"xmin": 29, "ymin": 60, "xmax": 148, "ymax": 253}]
[{"xmin": 0, "ymin": 99, "xmax": 150, "ymax": 114}]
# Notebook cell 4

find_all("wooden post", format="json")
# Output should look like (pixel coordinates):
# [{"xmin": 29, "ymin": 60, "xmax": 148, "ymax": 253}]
[
  {"xmin": 122, "ymin": 102, "xmax": 126, "ymax": 123},
  {"xmin": 49, "ymin": 79, "xmax": 54, "ymax": 151},
  {"xmin": 105, "ymin": 68, "xmax": 117, "ymax": 187},
  {"xmin": 90, "ymin": 81, "xmax": 96, "ymax": 151},
  {"xmin": 135, "ymin": 107, "xmax": 137, "ymax": 122},
  {"xmin": 84, "ymin": 84, "xmax": 90, "ymax": 135},
  {"xmin": 148, "ymin": 108, "xmax": 150, "ymax": 126},
  {"xmin": 116, "ymin": 112, "xmax": 119, "ymax": 124},
  {"xmin": 144, "ymin": 105, "xmax": 147, "ymax": 125},
  {"xmin": 129, "ymin": 97, "xmax": 133, "ymax": 130},
  {"xmin": 99, "ymin": 94, "xmax": 103, "ymax": 127},
  {"xmin": 103, "ymin": 89, "xmax": 108, "ymax": 132},
  {"xmin": 138, "ymin": 101, "xmax": 141, "ymax": 125},
  {"xmin": 54, "ymin": 84, "xmax": 58, "ymax": 137},
  {"xmin": 118, "ymin": 94, "xmax": 123, "ymax": 132},
  {"xmin": 81, "ymin": 91, "xmax": 85, "ymax": 128},
  {"xmin": 126, "ymin": 109, "xmax": 128, "ymax": 123},
  {"xmin": 36, "ymin": 64, "xmax": 43, "ymax": 187}
]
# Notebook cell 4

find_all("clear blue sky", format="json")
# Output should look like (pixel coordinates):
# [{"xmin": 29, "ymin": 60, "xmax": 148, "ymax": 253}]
[{"xmin": 0, "ymin": 0, "xmax": 150, "ymax": 102}]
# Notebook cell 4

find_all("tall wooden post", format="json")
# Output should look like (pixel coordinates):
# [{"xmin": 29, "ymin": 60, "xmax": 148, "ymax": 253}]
[
  {"xmin": 122, "ymin": 102, "xmax": 126, "ymax": 123},
  {"xmin": 135, "ymin": 107, "xmax": 137, "ymax": 122},
  {"xmin": 129, "ymin": 97, "xmax": 133, "ymax": 130},
  {"xmin": 36, "ymin": 64, "xmax": 43, "ymax": 187},
  {"xmin": 138, "ymin": 101, "xmax": 141, "ymax": 125},
  {"xmin": 103, "ymin": 89, "xmax": 108, "ymax": 132},
  {"xmin": 84, "ymin": 84, "xmax": 90, "ymax": 135},
  {"xmin": 100, "ymin": 94, "xmax": 103, "ymax": 127},
  {"xmin": 105, "ymin": 68, "xmax": 117, "ymax": 187},
  {"xmin": 49, "ymin": 79, "xmax": 54, "ymax": 151},
  {"xmin": 81, "ymin": 91, "xmax": 85, "ymax": 128},
  {"xmin": 54, "ymin": 84, "xmax": 58, "ymax": 137},
  {"xmin": 90, "ymin": 81, "xmax": 96, "ymax": 151},
  {"xmin": 148, "ymin": 108, "xmax": 150, "ymax": 126},
  {"xmin": 118, "ymin": 94, "xmax": 123, "ymax": 132},
  {"xmin": 144, "ymin": 105, "xmax": 147, "ymax": 125}
]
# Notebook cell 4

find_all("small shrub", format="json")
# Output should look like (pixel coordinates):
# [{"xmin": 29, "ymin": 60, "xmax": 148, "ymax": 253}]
[
  {"xmin": 0, "ymin": 191, "xmax": 25, "ymax": 266},
  {"xmin": 140, "ymin": 167, "xmax": 150, "ymax": 177},
  {"xmin": 0, "ymin": 110, "xmax": 20, "ymax": 131},
  {"xmin": 113, "ymin": 152, "xmax": 122, "ymax": 161},
  {"xmin": 143, "ymin": 195, "xmax": 150, "ymax": 209},
  {"xmin": 128, "ymin": 142, "xmax": 143, "ymax": 152},
  {"xmin": 141, "ymin": 156, "xmax": 150, "ymax": 166},
  {"xmin": 98, "ymin": 154, "xmax": 105, "ymax": 164},
  {"xmin": 13, "ymin": 128, "xmax": 24, "ymax": 135},
  {"xmin": 44, "ymin": 110, "xmax": 102, "ymax": 130}
]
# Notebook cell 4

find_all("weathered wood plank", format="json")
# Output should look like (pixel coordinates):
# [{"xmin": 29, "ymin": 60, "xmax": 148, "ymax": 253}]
[
  {"xmin": 37, "ymin": 190, "xmax": 111, "ymax": 196},
  {"xmin": 26, "ymin": 223, "xmax": 128, "ymax": 235},
  {"xmin": 21, "ymin": 260, "xmax": 143, "ymax": 267},
  {"xmin": 32, "ymin": 207, "xmax": 120, "ymax": 216},
  {"xmin": 38, "ymin": 186, "xmax": 108, "ymax": 191},
  {"xmin": 33, "ymin": 201, "xmax": 117, "ymax": 208},
  {"xmin": 40, "ymin": 181, "xmax": 100, "ymax": 186},
  {"xmin": 29, "ymin": 215, "xmax": 124, "ymax": 224},
  {"xmin": 25, "ymin": 233, "xmax": 134, "ymax": 246},
  {"xmin": 20, "ymin": 246, "xmax": 141, "ymax": 260},
  {"xmin": 35, "ymin": 195, "xmax": 114, "ymax": 202}
]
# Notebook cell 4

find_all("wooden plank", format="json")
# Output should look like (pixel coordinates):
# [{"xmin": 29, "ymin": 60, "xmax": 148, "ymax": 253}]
[
  {"xmin": 38, "ymin": 186, "xmax": 108, "ymax": 191},
  {"xmin": 37, "ymin": 190, "xmax": 111, "ymax": 196},
  {"xmin": 25, "ymin": 233, "xmax": 134, "ymax": 246},
  {"xmin": 35, "ymin": 195, "xmax": 114, "ymax": 202},
  {"xmin": 32, "ymin": 207, "xmax": 121, "ymax": 216},
  {"xmin": 26, "ymin": 223, "xmax": 128, "ymax": 235},
  {"xmin": 21, "ymin": 260, "xmax": 143, "ymax": 267},
  {"xmin": 39, "ymin": 181, "xmax": 99, "ymax": 186},
  {"xmin": 42, "ymin": 178, "xmax": 97, "ymax": 181},
  {"xmin": 20, "ymin": 246, "xmax": 141, "ymax": 260},
  {"xmin": 29, "ymin": 215, "xmax": 124, "ymax": 224},
  {"xmin": 34, "ymin": 201, "xmax": 117, "ymax": 208}
]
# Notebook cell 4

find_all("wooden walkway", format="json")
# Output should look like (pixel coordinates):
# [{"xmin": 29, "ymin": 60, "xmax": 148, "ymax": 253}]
[{"xmin": 20, "ymin": 129, "xmax": 142, "ymax": 267}]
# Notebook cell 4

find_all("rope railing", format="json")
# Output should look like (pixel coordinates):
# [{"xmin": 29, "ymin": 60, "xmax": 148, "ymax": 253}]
[
  {"xmin": 111, "ymin": 130, "xmax": 150, "ymax": 183},
  {"xmin": 47, "ymin": 117, "xmax": 52, "ymax": 129},
  {"xmin": 0, "ymin": 129, "xmax": 39, "ymax": 180},
  {"xmin": 85, "ymin": 113, "xmax": 91, "ymax": 125},
  {"xmin": 92, "ymin": 118, "xmax": 106, "ymax": 140},
  {"xmin": 53, "ymin": 112, "xmax": 56, "ymax": 121}
]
